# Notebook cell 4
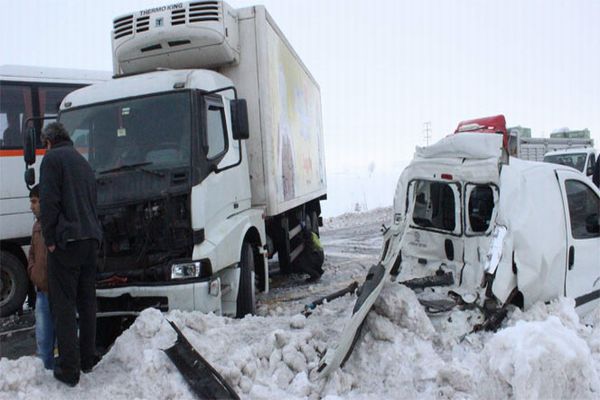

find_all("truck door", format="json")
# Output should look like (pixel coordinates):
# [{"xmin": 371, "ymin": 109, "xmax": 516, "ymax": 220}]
[{"xmin": 557, "ymin": 170, "xmax": 600, "ymax": 315}]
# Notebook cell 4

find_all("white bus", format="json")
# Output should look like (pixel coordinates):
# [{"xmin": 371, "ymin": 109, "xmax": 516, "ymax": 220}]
[{"xmin": 0, "ymin": 65, "xmax": 110, "ymax": 317}]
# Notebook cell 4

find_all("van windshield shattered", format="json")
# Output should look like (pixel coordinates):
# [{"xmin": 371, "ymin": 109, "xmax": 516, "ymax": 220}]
[
  {"xmin": 59, "ymin": 92, "xmax": 191, "ymax": 173},
  {"xmin": 412, "ymin": 180, "xmax": 457, "ymax": 231}
]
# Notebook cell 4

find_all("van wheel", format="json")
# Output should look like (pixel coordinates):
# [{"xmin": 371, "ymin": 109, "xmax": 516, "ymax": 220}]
[
  {"xmin": 236, "ymin": 242, "xmax": 256, "ymax": 318},
  {"xmin": 0, "ymin": 251, "xmax": 28, "ymax": 317}
]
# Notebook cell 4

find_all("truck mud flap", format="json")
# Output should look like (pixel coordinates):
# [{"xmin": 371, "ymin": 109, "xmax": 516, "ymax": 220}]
[
  {"xmin": 316, "ymin": 262, "xmax": 389, "ymax": 378},
  {"xmin": 165, "ymin": 320, "xmax": 240, "ymax": 400}
]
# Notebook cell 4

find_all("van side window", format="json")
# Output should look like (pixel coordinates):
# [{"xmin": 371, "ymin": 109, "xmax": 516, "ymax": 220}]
[
  {"xmin": 467, "ymin": 185, "xmax": 495, "ymax": 233},
  {"xmin": 206, "ymin": 104, "xmax": 227, "ymax": 159},
  {"xmin": 565, "ymin": 180, "xmax": 600, "ymax": 239},
  {"xmin": 587, "ymin": 154, "xmax": 595, "ymax": 175},
  {"xmin": 412, "ymin": 180, "xmax": 456, "ymax": 232}
]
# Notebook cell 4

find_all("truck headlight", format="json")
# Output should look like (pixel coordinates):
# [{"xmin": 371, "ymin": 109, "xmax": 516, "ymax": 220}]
[{"xmin": 171, "ymin": 261, "xmax": 202, "ymax": 280}]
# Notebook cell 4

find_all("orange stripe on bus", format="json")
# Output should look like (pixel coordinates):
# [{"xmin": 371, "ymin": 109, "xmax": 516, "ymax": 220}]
[{"xmin": 0, "ymin": 149, "xmax": 47, "ymax": 157}]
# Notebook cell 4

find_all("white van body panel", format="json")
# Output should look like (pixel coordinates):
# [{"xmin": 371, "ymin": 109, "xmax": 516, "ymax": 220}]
[{"xmin": 392, "ymin": 133, "xmax": 600, "ymax": 315}]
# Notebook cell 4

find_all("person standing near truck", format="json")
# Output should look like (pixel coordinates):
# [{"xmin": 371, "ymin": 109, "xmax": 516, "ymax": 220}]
[
  {"xmin": 292, "ymin": 225, "xmax": 324, "ymax": 282},
  {"xmin": 27, "ymin": 185, "xmax": 55, "ymax": 369},
  {"xmin": 39, "ymin": 122, "xmax": 102, "ymax": 386}
]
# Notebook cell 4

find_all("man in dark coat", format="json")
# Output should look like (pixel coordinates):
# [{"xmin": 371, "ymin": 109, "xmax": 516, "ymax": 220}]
[{"xmin": 39, "ymin": 122, "xmax": 102, "ymax": 386}]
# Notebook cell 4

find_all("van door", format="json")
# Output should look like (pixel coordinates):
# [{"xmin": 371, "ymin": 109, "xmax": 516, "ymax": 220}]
[
  {"xmin": 405, "ymin": 179, "xmax": 463, "ymax": 263},
  {"xmin": 557, "ymin": 170, "xmax": 600, "ymax": 315}
]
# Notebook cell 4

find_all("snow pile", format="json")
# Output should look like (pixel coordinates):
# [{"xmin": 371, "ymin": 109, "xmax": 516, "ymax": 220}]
[
  {"xmin": 323, "ymin": 206, "xmax": 392, "ymax": 231},
  {"xmin": 3, "ymin": 209, "xmax": 600, "ymax": 399},
  {"xmin": 483, "ymin": 316, "xmax": 598, "ymax": 399},
  {"xmin": 2, "ymin": 288, "xmax": 600, "ymax": 399}
]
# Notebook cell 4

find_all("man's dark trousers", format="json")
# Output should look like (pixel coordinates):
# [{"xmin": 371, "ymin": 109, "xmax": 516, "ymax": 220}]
[{"xmin": 48, "ymin": 239, "xmax": 97, "ymax": 377}]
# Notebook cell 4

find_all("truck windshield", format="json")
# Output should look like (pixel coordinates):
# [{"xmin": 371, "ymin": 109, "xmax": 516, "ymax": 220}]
[
  {"xmin": 544, "ymin": 153, "xmax": 587, "ymax": 172},
  {"xmin": 60, "ymin": 92, "xmax": 191, "ymax": 172}
]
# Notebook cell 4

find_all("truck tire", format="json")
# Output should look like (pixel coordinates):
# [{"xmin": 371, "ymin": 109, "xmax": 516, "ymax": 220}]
[
  {"xmin": 0, "ymin": 251, "xmax": 28, "ymax": 317},
  {"xmin": 236, "ymin": 242, "xmax": 256, "ymax": 318}
]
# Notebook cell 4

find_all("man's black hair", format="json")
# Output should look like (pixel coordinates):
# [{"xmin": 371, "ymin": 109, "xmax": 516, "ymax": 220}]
[
  {"xmin": 29, "ymin": 184, "xmax": 39, "ymax": 198},
  {"xmin": 41, "ymin": 122, "xmax": 72, "ymax": 146}
]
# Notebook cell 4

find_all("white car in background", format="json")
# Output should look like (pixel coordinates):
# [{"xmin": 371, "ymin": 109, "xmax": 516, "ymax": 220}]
[{"xmin": 544, "ymin": 147, "xmax": 597, "ymax": 180}]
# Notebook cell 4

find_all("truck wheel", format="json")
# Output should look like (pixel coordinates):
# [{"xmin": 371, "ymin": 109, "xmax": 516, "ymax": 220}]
[
  {"xmin": 236, "ymin": 242, "xmax": 256, "ymax": 318},
  {"xmin": 0, "ymin": 251, "xmax": 28, "ymax": 317}
]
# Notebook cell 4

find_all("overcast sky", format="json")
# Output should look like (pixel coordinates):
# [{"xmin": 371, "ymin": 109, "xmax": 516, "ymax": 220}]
[{"xmin": 2, "ymin": 0, "xmax": 599, "ymax": 175}]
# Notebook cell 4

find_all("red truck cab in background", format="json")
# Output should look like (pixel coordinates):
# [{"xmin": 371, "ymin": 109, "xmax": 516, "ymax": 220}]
[{"xmin": 454, "ymin": 114, "xmax": 508, "ymax": 148}]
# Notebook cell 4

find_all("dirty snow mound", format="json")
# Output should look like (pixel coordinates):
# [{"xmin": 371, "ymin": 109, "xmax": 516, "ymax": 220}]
[
  {"xmin": 482, "ymin": 315, "xmax": 599, "ymax": 399},
  {"xmin": 323, "ymin": 207, "xmax": 392, "ymax": 230}
]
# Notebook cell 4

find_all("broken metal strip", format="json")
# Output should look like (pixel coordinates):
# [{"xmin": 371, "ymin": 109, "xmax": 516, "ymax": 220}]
[{"xmin": 165, "ymin": 320, "xmax": 240, "ymax": 400}]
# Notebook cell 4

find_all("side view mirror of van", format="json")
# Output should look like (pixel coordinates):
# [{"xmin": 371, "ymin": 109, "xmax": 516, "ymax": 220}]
[
  {"xmin": 24, "ymin": 168, "xmax": 35, "ymax": 188},
  {"xmin": 231, "ymin": 99, "xmax": 249, "ymax": 140},
  {"xmin": 24, "ymin": 126, "xmax": 37, "ymax": 166},
  {"xmin": 587, "ymin": 165, "xmax": 594, "ymax": 176},
  {"xmin": 585, "ymin": 213, "xmax": 600, "ymax": 234}
]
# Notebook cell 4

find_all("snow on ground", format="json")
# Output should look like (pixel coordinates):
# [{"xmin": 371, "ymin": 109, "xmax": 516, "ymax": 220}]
[{"xmin": 2, "ymin": 209, "xmax": 600, "ymax": 399}]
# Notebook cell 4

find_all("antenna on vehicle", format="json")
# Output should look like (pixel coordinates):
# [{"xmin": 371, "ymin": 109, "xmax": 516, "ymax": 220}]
[{"xmin": 424, "ymin": 121, "xmax": 432, "ymax": 145}]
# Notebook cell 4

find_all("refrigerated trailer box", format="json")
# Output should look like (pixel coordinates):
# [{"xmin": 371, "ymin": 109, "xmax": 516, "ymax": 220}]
[{"xmin": 24, "ymin": 1, "xmax": 326, "ymax": 324}]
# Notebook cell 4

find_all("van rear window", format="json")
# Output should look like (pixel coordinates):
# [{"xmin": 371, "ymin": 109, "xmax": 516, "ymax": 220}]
[
  {"xmin": 467, "ymin": 185, "xmax": 495, "ymax": 233},
  {"xmin": 412, "ymin": 181, "xmax": 456, "ymax": 231}
]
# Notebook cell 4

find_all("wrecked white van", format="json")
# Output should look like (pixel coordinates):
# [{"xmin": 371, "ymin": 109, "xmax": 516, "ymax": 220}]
[{"xmin": 387, "ymin": 132, "xmax": 600, "ymax": 319}]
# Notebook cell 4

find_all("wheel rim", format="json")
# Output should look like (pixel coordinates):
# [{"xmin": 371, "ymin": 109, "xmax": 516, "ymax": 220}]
[{"xmin": 0, "ymin": 268, "xmax": 16, "ymax": 306}]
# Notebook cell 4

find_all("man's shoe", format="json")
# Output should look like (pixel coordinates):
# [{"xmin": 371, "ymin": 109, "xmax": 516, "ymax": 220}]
[
  {"xmin": 82, "ymin": 354, "xmax": 101, "ymax": 374},
  {"xmin": 53, "ymin": 367, "xmax": 79, "ymax": 387}
]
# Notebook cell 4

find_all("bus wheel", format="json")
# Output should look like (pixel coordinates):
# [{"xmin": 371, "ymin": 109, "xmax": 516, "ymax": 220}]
[
  {"xmin": 236, "ymin": 242, "xmax": 256, "ymax": 318},
  {"xmin": 0, "ymin": 251, "xmax": 28, "ymax": 317}
]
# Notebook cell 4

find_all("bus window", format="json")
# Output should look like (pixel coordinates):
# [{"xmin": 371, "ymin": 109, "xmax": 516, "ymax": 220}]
[{"xmin": 0, "ymin": 84, "xmax": 33, "ymax": 149}]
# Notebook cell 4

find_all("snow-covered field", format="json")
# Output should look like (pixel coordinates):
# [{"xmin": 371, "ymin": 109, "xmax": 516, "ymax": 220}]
[{"xmin": 2, "ymin": 207, "xmax": 600, "ymax": 399}]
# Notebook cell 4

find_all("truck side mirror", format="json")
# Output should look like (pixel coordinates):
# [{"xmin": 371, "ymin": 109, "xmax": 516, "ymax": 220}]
[
  {"xmin": 231, "ymin": 99, "xmax": 249, "ymax": 140},
  {"xmin": 24, "ymin": 126, "xmax": 37, "ymax": 166},
  {"xmin": 24, "ymin": 168, "xmax": 35, "ymax": 188}
]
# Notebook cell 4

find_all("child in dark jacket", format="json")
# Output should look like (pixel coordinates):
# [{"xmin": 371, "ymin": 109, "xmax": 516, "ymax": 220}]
[{"xmin": 27, "ymin": 185, "xmax": 55, "ymax": 369}]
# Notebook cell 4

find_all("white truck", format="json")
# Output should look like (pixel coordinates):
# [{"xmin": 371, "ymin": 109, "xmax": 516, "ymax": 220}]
[{"xmin": 24, "ymin": 1, "xmax": 326, "ymax": 326}]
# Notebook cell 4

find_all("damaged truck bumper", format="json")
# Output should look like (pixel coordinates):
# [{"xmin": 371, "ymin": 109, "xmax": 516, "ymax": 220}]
[{"xmin": 96, "ymin": 278, "xmax": 222, "ymax": 318}]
